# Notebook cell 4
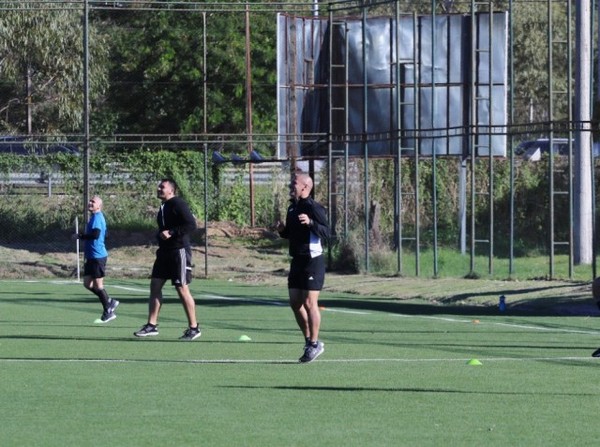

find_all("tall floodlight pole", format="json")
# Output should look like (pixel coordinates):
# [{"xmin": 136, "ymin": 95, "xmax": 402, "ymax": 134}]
[
  {"xmin": 203, "ymin": 12, "xmax": 209, "ymax": 278},
  {"xmin": 431, "ymin": 0, "xmax": 438, "ymax": 275},
  {"xmin": 362, "ymin": 4, "xmax": 370, "ymax": 272},
  {"xmin": 574, "ymin": 0, "xmax": 593, "ymax": 264},
  {"xmin": 83, "ymin": 0, "xmax": 90, "ymax": 222},
  {"xmin": 245, "ymin": 3, "xmax": 255, "ymax": 227}
]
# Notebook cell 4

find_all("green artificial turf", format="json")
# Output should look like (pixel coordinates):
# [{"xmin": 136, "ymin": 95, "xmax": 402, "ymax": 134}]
[{"xmin": 1, "ymin": 279, "xmax": 599, "ymax": 446}]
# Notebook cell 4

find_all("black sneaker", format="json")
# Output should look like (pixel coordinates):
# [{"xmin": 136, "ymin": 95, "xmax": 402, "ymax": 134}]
[
  {"xmin": 134, "ymin": 323, "xmax": 159, "ymax": 337},
  {"xmin": 107, "ymin": 299, "xmax": 120, "ymax": 314},
  {"xmin": 592, "ymin": 347, "xmax": 600, "ymax": 357},
  {"xmin": 299, "ymin": 341, "xmax": 324, "ymax": 363},
  {"xmin": 179, "ymin": 326, "xmax": 201, "ymax": 341}
]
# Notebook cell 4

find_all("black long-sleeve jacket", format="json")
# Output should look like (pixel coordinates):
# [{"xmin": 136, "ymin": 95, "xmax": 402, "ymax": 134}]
[
  {"xmin": 279, "ymin": 196, "xmax": 329, "ymax": 258},
  {"xmin": 157, "ymin": 196, "xmax": 197, "ymax": 250}
]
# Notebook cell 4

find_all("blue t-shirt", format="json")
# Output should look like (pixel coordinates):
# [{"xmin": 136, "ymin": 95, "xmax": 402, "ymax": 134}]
[{"xmin": 84, "ymin": 211, "xmax": 108, "ymax": 259}]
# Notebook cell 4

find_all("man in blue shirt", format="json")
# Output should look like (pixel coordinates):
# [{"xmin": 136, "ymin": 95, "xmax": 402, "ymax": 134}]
[{"xmin": 74, "ymin": 196, "xmax": 119, "ymax": 323}]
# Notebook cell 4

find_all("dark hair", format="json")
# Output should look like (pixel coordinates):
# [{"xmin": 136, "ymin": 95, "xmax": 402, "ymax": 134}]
[{"xmin": 160, "ymin": 178, "xmax": 178, "ymax": 194}]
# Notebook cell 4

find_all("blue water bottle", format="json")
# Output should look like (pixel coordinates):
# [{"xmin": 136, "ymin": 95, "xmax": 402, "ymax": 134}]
[{"xmin": 498, "ymin": 295, "xmax": 506, "ymax": 312}]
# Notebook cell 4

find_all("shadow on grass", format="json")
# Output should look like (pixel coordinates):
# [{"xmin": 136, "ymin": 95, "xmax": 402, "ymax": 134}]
[
  {"xmin": 3, "ymin": 282, "xmax": 597, "ymax": 318},
  {"xmin": 219, "ymin": 384, "xmax": 599, "ymax": 396},
  {"xmin": 436, "ymin": 284, "xmax": 579, "ymax": 304},
  {"xmin": 9, "ymin": 295, "xmax": 597, "ymax": 318},
  {"xmin": 318, "ymin": 297, "xmax": 600, "ymax": 318}
]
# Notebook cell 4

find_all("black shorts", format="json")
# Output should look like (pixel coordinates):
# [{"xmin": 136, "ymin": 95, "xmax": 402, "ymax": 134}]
[
  {"xmin": 288, "ymin": 255, "xmax": 325, "ymax": 291},
  {"xmin": 152, "ymin": 247, "xmax": 193, "ymax": 286},
  {"xmin": 83, "ymin": 257, "xmax": 107, "ymax": 279}
]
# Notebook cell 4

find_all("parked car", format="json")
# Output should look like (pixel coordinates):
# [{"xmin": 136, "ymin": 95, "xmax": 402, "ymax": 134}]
[
  {"xmin": 0, "ymin": 136, "xmax": 79, "ymax": 155},
  {"xmin": 515, "ymin": 138, "xmax": 569, "ymax": 161},
  {"xmin": 515, "ymin": 138, "xmax": 600, "ymax": 161}
]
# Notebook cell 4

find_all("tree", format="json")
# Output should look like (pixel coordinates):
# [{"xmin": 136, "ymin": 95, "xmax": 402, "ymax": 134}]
[
  {"xmin": 511, "ymin": 1, "xmax": 570, "ymax": 128},
  {"xmin": 0, "ymin": 2, "xmax": 109, "ymax": 134},
  {"xmin": 99, "ymin": 4, "xmax": 277, "ymax": 136}
]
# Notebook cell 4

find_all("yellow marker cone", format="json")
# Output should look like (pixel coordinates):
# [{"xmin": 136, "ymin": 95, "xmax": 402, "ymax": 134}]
[
  {"xmin": 467, "ymin": 359, "xmax": 483, "ymax": 366},
  {"xmin": 238, "ymin": 335, "xmax": 252, "ymax": 342}
]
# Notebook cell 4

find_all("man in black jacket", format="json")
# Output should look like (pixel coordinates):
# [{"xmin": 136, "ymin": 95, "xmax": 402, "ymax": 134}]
[
  {"xmin": 276, "ymin": 172, "xmax": 330, "ymax": 362},
  {"xmin": 134, "ymin": 178, "xmax": 201, "ymax": 341}
]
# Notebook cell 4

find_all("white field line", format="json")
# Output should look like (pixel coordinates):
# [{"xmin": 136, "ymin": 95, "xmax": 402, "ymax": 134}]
[
  {"xmin": 22, "ymin": 280, "xmax": 80, "ymax": 284},
  {"xmin": 201, "ymin": 294, "xmax": 287, "ymax": 306}
]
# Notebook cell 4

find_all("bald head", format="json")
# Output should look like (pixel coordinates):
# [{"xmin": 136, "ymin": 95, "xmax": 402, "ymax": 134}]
[
  {"xmin": 299, "ymin": 173, "xmax": 313, "ymax": 190},
  {"xmin": 290, "ymin": 172, "xmax": 314, "ymax": 200},
  {"xmin": 88, "ymin": 196, "xmax": 103, "ymax": 214}
]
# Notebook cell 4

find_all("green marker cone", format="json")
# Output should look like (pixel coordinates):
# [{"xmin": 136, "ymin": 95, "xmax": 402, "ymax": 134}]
[{"xmin": 467, "ymin": 359, "xmax": 483, "ymax": 366}]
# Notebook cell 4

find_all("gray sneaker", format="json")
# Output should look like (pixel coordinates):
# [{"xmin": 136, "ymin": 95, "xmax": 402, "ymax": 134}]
[
  {"xmin": 299, "ymin": 341, "xmax": 324, "ymax": 363},
  {"xmin": 107, "ymin": 299, "xmax": 120, "ymax": 314},
  {"xmin": 180, "ymin": 326, "xmax": 201, "ymax": 341},
  {"xmin": 134, "ymin": 323, "xmax": 159, "ymax": 337}
]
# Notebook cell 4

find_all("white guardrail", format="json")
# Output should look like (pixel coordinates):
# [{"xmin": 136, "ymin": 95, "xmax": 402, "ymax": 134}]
[{"xmin": 0, "ymin": 165, "xmax": 292, "ymax": 189}]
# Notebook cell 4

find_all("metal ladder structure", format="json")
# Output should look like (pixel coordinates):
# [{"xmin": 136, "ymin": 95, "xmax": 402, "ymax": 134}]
[
  {"xmin": 394, "ymin": 10, "xmax": 420, "ymax": 275},
  {"xmin": 469, "ymin": 1, "xmax": 495, "ymax": 275},
  {"xmin": 327, "ymin": 15, "xmax": 350, "ymax": 247},
  {"xmin": 326, "ymin": 9, "xmax": 422, "ymax": 275},
  {"xmin": 547, "ymin": 0, "xmax": 574, "ymax": 278}
]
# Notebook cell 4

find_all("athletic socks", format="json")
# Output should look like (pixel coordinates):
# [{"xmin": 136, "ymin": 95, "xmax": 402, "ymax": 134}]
[
  {"xmin": 305, "ymin": 337, "xmax": 319, "ymax": 348},
  {"xmin": 91, "ymin": 287, "xmax": 111, "ymax": 311}
]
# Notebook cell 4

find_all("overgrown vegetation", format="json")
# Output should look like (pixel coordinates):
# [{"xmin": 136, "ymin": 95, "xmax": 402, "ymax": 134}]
[
  {"xmin": 0, "ymin": 149, "xmax": 290, "ymax": 240},
  {"xmin": 0, "ymin": 150, "xmax": 595, "ymax": 279}
]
